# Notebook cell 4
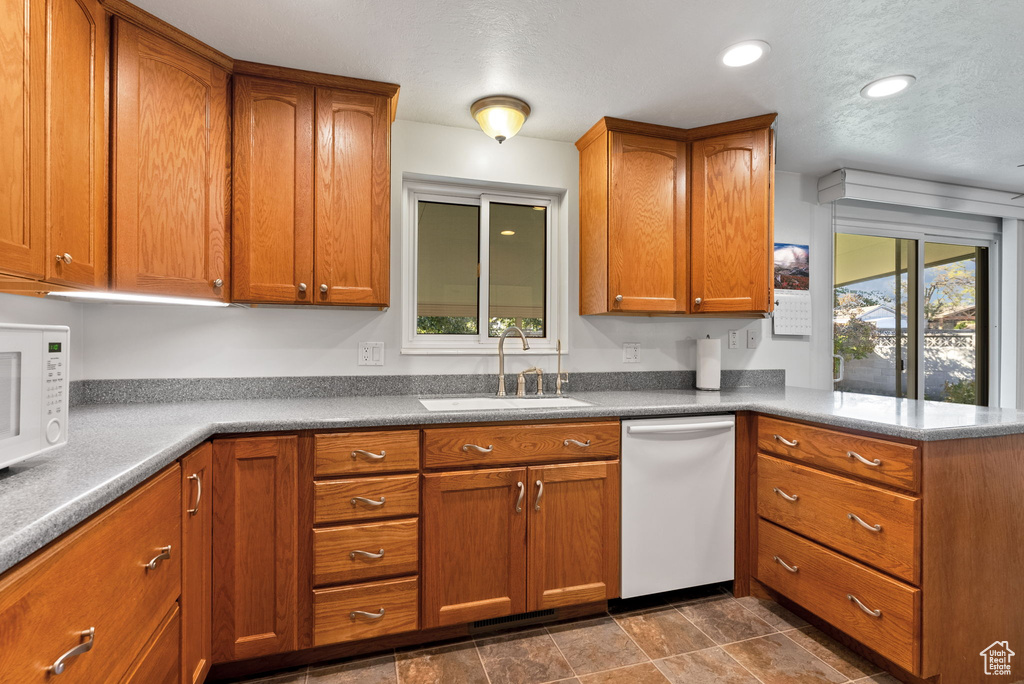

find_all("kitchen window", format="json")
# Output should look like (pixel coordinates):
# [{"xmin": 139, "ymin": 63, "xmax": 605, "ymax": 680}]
[{"xmin": 401, "ymin": 178, "xmax": 565, "ymax": 354}]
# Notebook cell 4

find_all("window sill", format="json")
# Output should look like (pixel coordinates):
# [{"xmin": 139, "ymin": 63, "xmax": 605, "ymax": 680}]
[{"xmin": 400, "ymin": 345, "xmax": 564, "ymax": 356}]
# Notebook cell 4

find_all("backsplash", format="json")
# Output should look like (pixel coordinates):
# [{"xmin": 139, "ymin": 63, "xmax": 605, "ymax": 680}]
[{"xmin": 69, "ymin": 369, "xmax": 785, "ymax": 405}]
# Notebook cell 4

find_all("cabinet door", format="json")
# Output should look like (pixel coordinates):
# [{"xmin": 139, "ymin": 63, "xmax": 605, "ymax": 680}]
[
  {"xmin": 212, "ymin": 436, "xmax": 298, "ymax": 661},
  {"xmin": 314, "ymin": 88, "xmax": 390, "ymax": 306},
  {"xmin": 690, "ymin": 128, "xmax": 773, "ymax": 313},
  {"xmin": 181, "ymin": 444, "xmax": 212, "ymax": 684},
  {"xmin": 0, "ymin": 0, "xmax": 43, "ymax": 279},
  {"xmin": 422, "ymin": 468, "xmax": 527, "ymax": 628},
  {"xmin": 112, "ymin": 19, "xmax": 229, "ymax": 300},
  {"xmin": 120, "ymin": 603, "xmax": 180, "ymax": 684},
  {"xmin": 232, "ymin": 76, "xmax": 314, "ymax": 303},
  {"xmin": 528, "ymin": 461, "xmax": 620, "ymax": 610},
  {"xmin": 42, "ymin": 0, "xmax": 108, "ymax": 288},
  {"xmin": 608, "ymin": 132, "xmax": 687, "ymax": 313}
]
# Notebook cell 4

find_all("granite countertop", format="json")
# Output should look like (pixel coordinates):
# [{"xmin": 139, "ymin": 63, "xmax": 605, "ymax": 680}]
[{"xmin": 2, "ymin": 386, "xmax": 1024, "ymax": 574}]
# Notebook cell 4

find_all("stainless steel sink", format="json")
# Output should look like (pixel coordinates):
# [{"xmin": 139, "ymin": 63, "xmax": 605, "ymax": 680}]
[{"xmin": 418, "ymin": 396, "xmax": 591, "ymax": 412}]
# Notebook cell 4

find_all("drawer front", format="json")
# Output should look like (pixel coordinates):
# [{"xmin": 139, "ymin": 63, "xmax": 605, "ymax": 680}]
[
  {"xmin": 757, "ymin": 454, "xmax": 920, "ymax": 583},
  {"xmin": 314, "ymin": 577, "xmax": 419, "ymax": 646},
  {"xmin": 120, "ymin": 603, "xmax": 180, "ymax": 684},
  {"xmin": 314, "ymin": 519, "xmax": 419, "ymax": 586},
  {"xmin": 423, "ymin": 421, "xmax": 620, "ymax": 468},
  {"xmin": 314, "ymin": 474, "xmax": 420, "ymax": 524},
  {"xmin": 757, "ymin": 520, "xmax": 920, "ymax": 674},
  {"xmin": 315, "ymin": 430, "xmax": 420, "ymax": 476},
  {"xmin": 758, "ymin": 416, "xmax": 919, "ymax": 491},
  {"xmin": 0, "ymin": 466, "xmax": 181, "ymax": 684}
]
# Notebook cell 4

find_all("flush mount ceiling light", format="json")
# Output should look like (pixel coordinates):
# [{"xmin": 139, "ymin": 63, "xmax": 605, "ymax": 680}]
[
  {"xmin": 720, "ymin": 40, "xmax": 771, "ymax": 67},
  {"xmin": 471, "ymin": 96, "xmax": 531, "ymax": 143},
  {"xmin": 860, "ymin": 74, "xmax": 916, "ymax": 99},
  {"xmin": 46, "ymin": 291, "xmax": 231, "ymax": 307}
]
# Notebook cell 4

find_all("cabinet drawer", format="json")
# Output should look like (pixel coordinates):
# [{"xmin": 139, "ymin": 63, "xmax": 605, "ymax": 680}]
[
  {"xmin": 119, "ymin": 603, "xmax": 180, "ymax": 684},
  {"xmin": 0, "ymin": 465, "xmax": 181, "ymax": 683},
  {"xmin": 423, "ymin": 421, "xmax": 620, "ymax": 468},
  {"xmin": 314, "ymin": 474, "xmax": 420, "ymax": 524},
  {"xmin": 757, "ymin": 454, "xmax": 920, "ymax": 583},
  {"xmin": 314, "ymin": 519, "xmax": 419, "ymax": 586},
  {"xmin": 757, "ymin": 520, "xmax": 920, "ymax": 674},
  {"xmin": 314, "ymin": 577, "xmax": 419, "ymax": 646},
  {"xmin": 758, "ymin": 416, "xmax": 920, "ymax": 491},
  {"xmin": 315, "ymin": 430, "xmax": 420, "ymax": 476}
]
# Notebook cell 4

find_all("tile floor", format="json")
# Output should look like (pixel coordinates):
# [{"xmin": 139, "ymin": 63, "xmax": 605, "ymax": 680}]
[{"xmin": 227, "ymin": 585, "xmax": 906, "ymax": 684}]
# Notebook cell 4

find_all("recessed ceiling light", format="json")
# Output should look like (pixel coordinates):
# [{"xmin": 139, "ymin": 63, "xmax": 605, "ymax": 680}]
[
  {"xmin": 860, "ymin": 74, "xmax": 916, "ymax": 99},
  {"xmin": 720, "ymin": 40, "xmax": 771, "ymax": 67},
  {"xmin": 500, "ymin": 230, "xmax": 516, "ymax": 236}
]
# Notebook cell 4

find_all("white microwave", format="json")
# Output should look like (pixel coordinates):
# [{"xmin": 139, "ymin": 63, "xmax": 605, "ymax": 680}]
[{"xmin": 0, "ymin": 324, "xmax": 69, "ymax": 469}]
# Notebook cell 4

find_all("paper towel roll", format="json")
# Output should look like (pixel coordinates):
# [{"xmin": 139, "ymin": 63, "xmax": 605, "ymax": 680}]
[{"xmin": 696, "ymin": 336, "xmax": 721, "ymax": 391}]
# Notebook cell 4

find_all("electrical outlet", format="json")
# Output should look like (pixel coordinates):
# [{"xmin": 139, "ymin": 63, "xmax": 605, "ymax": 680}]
[
  {"xmin": 623, "ymin": 343, "xmax": 640, "ymax": 363},
  {"xmin": 746, "ymin": 327, "xmax": 761, "ymax": 349},
  {"xmin": 358, "ymin": 342, "xmax": 385, "ymax": 366},
  {"xmin": 728, "ymin": 330, "xmax": 740, "ymax": 349}
]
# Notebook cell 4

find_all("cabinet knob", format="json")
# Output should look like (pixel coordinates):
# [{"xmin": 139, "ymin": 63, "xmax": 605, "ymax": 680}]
[
  {"xmin": 213, "ymin": 278, "xmax": 224, "ymax": 288},
  {"xmin": 298, "ymin": 283, "xmax": 307, "ymax": 293},
  {"xmin": 55, "ymin": 253, "xmax": 72, "ymax": 265},
  {"xmin": 614, "ymin": 294, "xmax": 623, "ymax": 303},
  {"xmin": 320, "ymin": 283, "xmax": 329, "ymax": 294},
  {"xmin": 694, "ymin": 297, "xmax": 702, "ymax": 306}
]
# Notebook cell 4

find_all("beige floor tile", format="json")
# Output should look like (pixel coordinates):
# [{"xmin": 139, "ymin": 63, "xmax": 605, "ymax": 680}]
[
  {"xmin": 236, "ymin": 667, "xmax": 309, "ymax": 683},
  {"xmin": 851, "ymin": 675, "xmax": 908, "ymax": 683},
  {"xmin": 786, "ymin": 626, "xmax": 883, "ymax": 679},
  {"xmin": 475, "ymin": 627, "xmax": 574, "ymax": 684},
  {"xmin": 655, "ymin": 647, "xmax": 762, "ymax": 684},
  {"xmin": 675, "ymin": 596, "xmax": 776, "ymax": 645},
  {"xmin": 306, "ymin": 654, "xmax": 396, "ymax": 684},
  {"xmin": 576, "ymin": 662, "xmax": 670, "ymax": 684},
  {"xmin": 614, "ymin": 607, "xmax": 715, "ymax": 659},
  {"xmin": 735, "ymin": 596, "xmax": 810, "ymax": 630},
  {"xmin": 547, "ymin": 616, "xmax": 648, "ymax": 675},
  {"xmin": 394, "ymin": 641, "xmax": 488, "ymax": 684},
  {"xmin": 723, "ymin": 632, "xmax": 847, "ymax": 684}
]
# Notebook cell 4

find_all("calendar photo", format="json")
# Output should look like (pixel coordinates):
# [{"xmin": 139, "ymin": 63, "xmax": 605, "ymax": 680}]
[{"xmin": 774, "ymin": 243, "xmax": 809, "ymax": 291}]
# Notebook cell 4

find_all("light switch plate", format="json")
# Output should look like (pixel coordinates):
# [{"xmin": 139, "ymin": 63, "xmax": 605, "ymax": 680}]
[
  {"xmin": 746, "ymin": 327, "xmax": 761, "ymax": 349},
  {"xmin": 728, "ymin": 330, "xmax": 740, "ymax": 349},
  {"xmin": 623, "ymin": 343, "xmax": 640, "ymax": 363},
  {"xmin": 359, "ymin": 342, "xmax": 385, "ymax": 366}
]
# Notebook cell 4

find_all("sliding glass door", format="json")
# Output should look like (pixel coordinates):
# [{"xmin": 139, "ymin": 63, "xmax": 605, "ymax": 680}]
[{"xmin": 834, "ymin": 234, "xmax": 989, "ymax": 405}]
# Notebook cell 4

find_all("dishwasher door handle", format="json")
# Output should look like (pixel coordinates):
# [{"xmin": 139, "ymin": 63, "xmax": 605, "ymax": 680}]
[{"xmin": 626, "ymin": 421, "xmax": 734, "ymax": 435}]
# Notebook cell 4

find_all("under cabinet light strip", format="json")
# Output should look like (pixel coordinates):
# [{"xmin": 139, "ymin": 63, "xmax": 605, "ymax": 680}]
[{"xmin": 46, "ymin": 291, "xmax": 232, "ymax": 307}]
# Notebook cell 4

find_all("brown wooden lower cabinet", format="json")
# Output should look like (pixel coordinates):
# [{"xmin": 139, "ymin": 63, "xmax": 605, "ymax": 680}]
[
  {"xmin": 212, "ymin": 435, "xmax": 299, "ymax": 662},
  {"xmin": 313, "ymin": 577, "xmax": 419, "ymax": 646},
  {"xmin": 181, "ymin": 443, "xmax": 213, "ymax": 684},
  {"xmin": 422, "ymin": 468, "xmax": 528, "ymax": 628},
  {"xmin": 120, "ymin": 603, "xmax": 182, "ymax": 684}
]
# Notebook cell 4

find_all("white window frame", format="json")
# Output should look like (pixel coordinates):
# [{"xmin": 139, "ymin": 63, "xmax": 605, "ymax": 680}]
[
  {"xmin": 401, "ymin": 176, "xmax": 566, "ymax": 355},
  {"xmin": 832, "ymin": 207, "xmax": 1002, "ymax": 405}
]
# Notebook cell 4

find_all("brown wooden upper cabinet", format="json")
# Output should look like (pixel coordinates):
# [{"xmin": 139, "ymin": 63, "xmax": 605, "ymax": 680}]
[
  {"xmin": 111, "ymin": 18, "xmax": 230, "ymax": 301},
  {"xmin": 0, "ymin": 0, "xmax": 108, "ymax": 289},
  {"xmin": 232, "ymin": 64, "xmax": 398, "ymax": 306},
  {"xmin": 576, "ymin": 115, "xmax": 776, "ymax": 315}
]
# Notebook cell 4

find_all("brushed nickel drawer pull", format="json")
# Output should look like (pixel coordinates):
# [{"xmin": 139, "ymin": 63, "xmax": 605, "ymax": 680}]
[
  {"xmin": 848, "ymin": 594, "xmax": 882, "ymax": 617},
  {"xmin": 351, "ymin": 496, "xmax": 386, "ymax": 507},
  {"xmin": 49, "ymin": 627, "xmax": 95, "ymax": 675},
  {"xmin": 848, "ymin": 450, "xmax": 882, "ymax": 467},
  {"xmin": 350, "ymin": 608, "xmax": 386, "ymax": 620},
  {"xmin": 351, "ymin": 449, "xmax": 386, "ymax": 460},
  {"xmin": 563, "ymin": 438, "xmax": 591, "ymax": 447},
  {"xmin": 848, "ymin": 513, "xmax": 883, "ymax": 532},
  {"xmin": 773, "ymin": 434, "xmax": 799, "ymax": 447},
  {"xmin": 534, "ymin": 480, "xmax": 544, "ymax": 511},
  {"xmin": 350, "ymin": 548, "xmax": 385, "ymax": 560},
  {"xmin": 515, "ymin": 481, "xmax": 525, "ymax": 513},
  {"xmin": 773, "ymin": 487, "xmax": 799, "ymax": 502},
  {"xmin": 462, "ymin": 443, "xmax": 494, "ymax": 453},
  {"xmin": 145, "ymin": 545, "xmax": 172, "ymax": 571},
  {"xmin": 187, "ymin": 473, "xmax": 202, "ymax": 515},
  {"xmin": 773, "ymin": 556, "xmax": 799, "ymax": 573}
]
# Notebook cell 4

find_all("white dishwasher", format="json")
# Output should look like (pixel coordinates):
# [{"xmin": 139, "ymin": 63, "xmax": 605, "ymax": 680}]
[{"xmin": 620, "ymin": 415, "xmax": 735, "ymax": 598}]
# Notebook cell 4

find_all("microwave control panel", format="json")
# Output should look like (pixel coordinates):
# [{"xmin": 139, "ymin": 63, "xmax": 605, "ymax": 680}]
[{"xmin": 42, "ymin": 331, "xmax": 68, "ymax": 445}]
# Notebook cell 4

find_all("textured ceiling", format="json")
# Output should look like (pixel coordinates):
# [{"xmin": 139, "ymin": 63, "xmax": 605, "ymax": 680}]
[{"xmin": 131, "ymin": 0, "xmax": 1024, "ymax": 193}]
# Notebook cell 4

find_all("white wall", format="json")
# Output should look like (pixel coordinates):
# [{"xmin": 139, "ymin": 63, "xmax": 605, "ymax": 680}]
[
  {"xmin": 0, "ymin": 121, "xmax": 833, "ymax": 387},
  {"xmin": 0, "ymin": 294, "xmax": 86, "ymax": 380}
]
